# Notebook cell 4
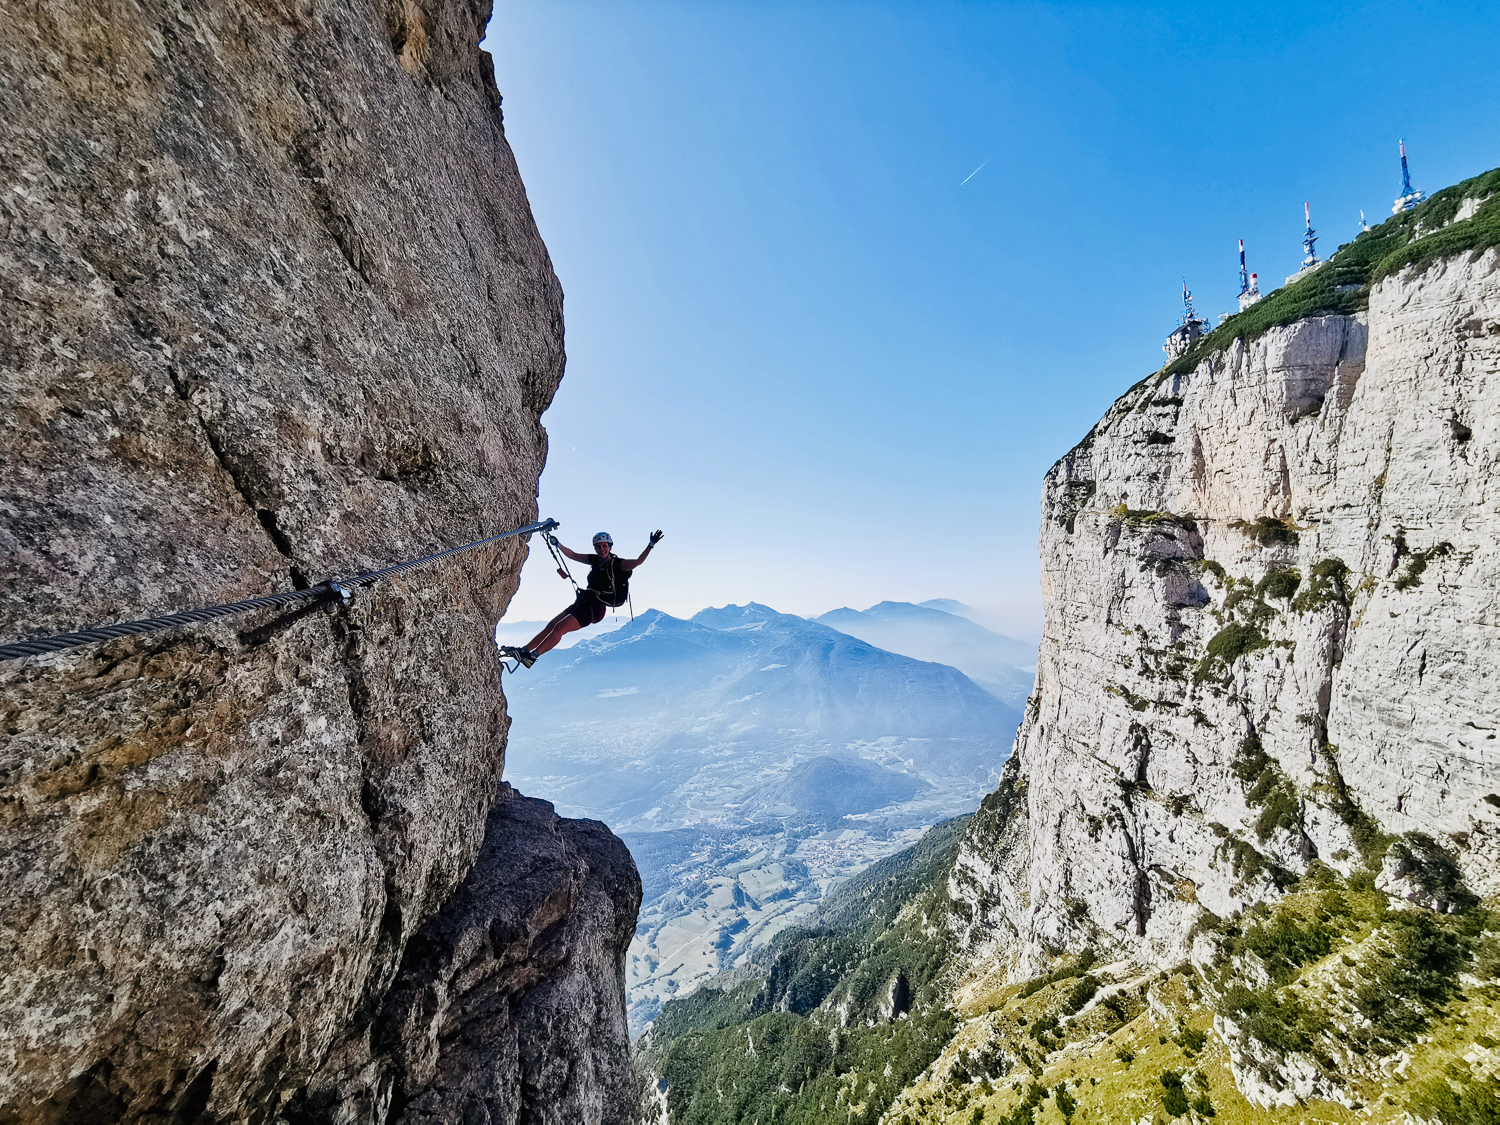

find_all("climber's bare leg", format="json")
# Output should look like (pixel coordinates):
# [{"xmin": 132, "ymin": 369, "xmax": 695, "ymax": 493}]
[{"xmin": 525, "ymin": 610, "xmax": 582, "ymax": 656}]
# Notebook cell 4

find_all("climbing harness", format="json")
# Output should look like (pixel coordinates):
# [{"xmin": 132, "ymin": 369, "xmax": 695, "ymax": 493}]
[
  {"xmin": 497, "ymin": 527, "xmax": 662, "ymax": 673},
  {"xmin": 591, "ymin": 556, "xmax": 629, "ymax": 609},
  {"xmin": 0, "ymin": 518, "xmax": 559, "ymax": 662}
]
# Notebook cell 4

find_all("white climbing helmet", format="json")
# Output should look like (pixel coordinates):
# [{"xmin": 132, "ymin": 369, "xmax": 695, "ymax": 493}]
[{"xmin": 592, "ymin": 532, "xmax": 613, "ymax": 546}]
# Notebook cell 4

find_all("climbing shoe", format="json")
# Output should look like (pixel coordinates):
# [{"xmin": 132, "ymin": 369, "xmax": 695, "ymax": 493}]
[{"xmin": 516, "ymin": 648, "xmax": 538, "ymax": 669}]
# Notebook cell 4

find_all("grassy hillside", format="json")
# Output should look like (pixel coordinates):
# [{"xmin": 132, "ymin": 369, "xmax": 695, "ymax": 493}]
[
  {"xmin": 638, "ymin": 813, "xmax": 1498, "ymax": 1125},
  {"xmin": 635, "ymin": 816, "xmax": 972, "ymax": 1124},
  {"xmin": 1163, "ymin": 164, "xmax": 1500, "ymax": 377},
  {"xmin": 635, "ymin": 820, "xmax": 1497, "ymax": 1125},
  {"xmin": 883, "ymin": 862, "xmax": 1498, "ymax": 1125}
]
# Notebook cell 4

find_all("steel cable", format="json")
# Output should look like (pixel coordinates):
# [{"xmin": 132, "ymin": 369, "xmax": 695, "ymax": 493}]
[{"xmin": 0, "ymin": 517, "xmax": 558, "ymax": 662}]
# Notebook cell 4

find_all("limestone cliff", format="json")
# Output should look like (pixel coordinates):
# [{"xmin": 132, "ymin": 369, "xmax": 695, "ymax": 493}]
[
  {"xmin": 0, "ymin": 1, "xmax": 638, "ymax": 1121},
  {"xmin": 943, "ymin": 174, "xmax": 1500, "ymax": 1108},
  {"xmin": 955, "ymin": 206, "xmax": 1500, "ymax": 970}
]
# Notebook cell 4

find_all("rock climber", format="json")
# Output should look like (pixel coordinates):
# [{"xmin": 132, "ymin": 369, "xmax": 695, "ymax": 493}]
[{"xmin": 500, "ymin": 529, "xmax": 664, "ymax": 668}]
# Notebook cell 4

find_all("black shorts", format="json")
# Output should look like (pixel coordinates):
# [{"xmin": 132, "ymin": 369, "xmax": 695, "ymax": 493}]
[{"xmin": 566, "ymin": 591, "xmax": 609, "ymax": 627}]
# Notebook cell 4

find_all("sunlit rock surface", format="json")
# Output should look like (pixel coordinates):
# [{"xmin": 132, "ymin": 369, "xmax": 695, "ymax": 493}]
[
  {"xmin": 952, "ymin": 248, "xmax": 1500, "ymax": 976},
  {"xmin": 0, "ymin": 1, "xmax": 638, "ymax": 1121}
]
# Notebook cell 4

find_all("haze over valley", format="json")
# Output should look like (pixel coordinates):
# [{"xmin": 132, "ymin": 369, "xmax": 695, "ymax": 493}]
[{"xmin": 500, "ymin": 600, "xmax": 1036, "ymax": 1029}]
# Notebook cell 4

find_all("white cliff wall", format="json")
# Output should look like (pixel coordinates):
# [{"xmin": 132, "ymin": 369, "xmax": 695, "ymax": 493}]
[{"xmin": 952, "ymin": 249, "xmax": 1500, "ymax": 974}]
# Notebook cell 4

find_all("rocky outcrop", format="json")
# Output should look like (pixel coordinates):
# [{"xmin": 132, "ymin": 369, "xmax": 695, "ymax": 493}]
[
  {"xmin": 952, "ymin": 242, "xmax": 1500, "ymax": 975},
  {"xmin": 1, "ymin": 1, "xmax": 638, "ymax": 1121},
  {"xmin": 290, "ymin": 787, "xmax": 642, "ymax": 1123}
]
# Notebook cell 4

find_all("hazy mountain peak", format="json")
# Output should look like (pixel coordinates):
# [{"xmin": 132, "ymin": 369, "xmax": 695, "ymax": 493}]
[
  {"xmin": 864, "ymin": 600, "xmax": 973, "ymax": 623},
  {"xmin": 752, "ymin": 755, "xmax": 930, "ymax": 821},
  {"xmin": 869, "ymin": 599, "xmax": 949, "ymax": 613},
  {"xmin": 917, "ymin": 597, "xmax": 977, "ymax": 618},
  {"xmin": 813, "ymin": 600, "xmax": 1037, "ymax": 709},
  {"xmin": 690, "ymin": 602, "xmax": 789, "ymax": 630}
]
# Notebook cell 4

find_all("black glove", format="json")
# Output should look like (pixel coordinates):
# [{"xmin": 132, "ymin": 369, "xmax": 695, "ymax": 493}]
[
  {"xmin": 649, "ymin": 530, "xmax": 664, "ymax": 546},
  {"xmin": 548, "ymin": 535, "xmax": 561, "ymax": 547}
]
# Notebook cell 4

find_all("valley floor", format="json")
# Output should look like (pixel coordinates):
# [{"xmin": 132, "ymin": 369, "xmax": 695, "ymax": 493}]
[
  {"xmin": 625, "ymin": 777, "xmax": 989, "ymax": 1032},
  {"xmin": 627, "ymin": 821, "xmax": 936, "ymax": 1031}
]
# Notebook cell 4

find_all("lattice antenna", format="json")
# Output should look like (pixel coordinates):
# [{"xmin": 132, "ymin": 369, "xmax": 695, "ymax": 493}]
[{"xmin": 1393, "ymin": 139, "xmax": 1425, "ymax": 213}]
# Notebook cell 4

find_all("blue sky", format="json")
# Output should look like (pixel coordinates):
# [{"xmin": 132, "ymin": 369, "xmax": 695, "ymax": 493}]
[{"xmin": 484, "ymin": 1, "xmax": 1499, "ymax": 639}]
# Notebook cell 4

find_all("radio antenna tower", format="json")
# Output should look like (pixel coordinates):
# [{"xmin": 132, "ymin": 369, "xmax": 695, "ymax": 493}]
[
  {"xmin": 1393, "ymin": 139, "xmax": 1425, "ymax": 213},
  {"xmin": 1163, "ymin": 281, "xmax": 1208, "ymax": 359},
  {"xmin": 1237, "ymin": 240, "xmax": 1262, "ymax": 310},
  {"xmin": 1302, "ymin": 202, "xmax": 1319, "ymax": 267}
]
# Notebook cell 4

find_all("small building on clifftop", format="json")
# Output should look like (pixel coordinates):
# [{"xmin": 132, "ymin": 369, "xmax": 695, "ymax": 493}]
[{"xmin": 1163, "ymin": 281, "xmax": 1209, "ymax": 360}]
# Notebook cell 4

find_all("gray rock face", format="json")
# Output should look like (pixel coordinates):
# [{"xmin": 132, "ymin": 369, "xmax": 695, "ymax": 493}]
[
  {"xmin": 292, "ymin": 786, "xmax": 642, "ymax": 1124},
  {"xmin": 951, "ymin": 248, "xmax": 1500, "ymax": 977},
  {"xmin": 0, "ymin": 1, "xmax": 637, "ymax": 1121}
]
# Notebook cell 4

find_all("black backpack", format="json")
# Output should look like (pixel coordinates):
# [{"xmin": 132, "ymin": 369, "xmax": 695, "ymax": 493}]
[{"xmin": 587, "ymin": 555, "xmax": 630, "ymax": 607}]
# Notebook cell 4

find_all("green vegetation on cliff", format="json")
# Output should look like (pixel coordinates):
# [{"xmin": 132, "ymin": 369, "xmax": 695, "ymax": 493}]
[
  {"xmin": 879, "ymin": 862, "xmax": 1497, "ymax": 1125},
  {"xmin": 1164, "ymin": 165, "xmax": 1500, "ymax": 376},
  {"xmin": 635, "ymin": 817, "xmax": 970, "ymax": 1124}
]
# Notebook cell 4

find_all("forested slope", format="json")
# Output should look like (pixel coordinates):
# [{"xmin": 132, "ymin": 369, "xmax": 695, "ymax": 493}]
[{"xmin": 635, "ymin": 818, "xmax": 970, "ymax": 1124}]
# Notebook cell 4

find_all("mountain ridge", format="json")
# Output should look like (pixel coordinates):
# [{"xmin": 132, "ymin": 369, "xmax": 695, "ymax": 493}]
[
  {"xmin": 815, "ymin": 600, "xmax": 1037, "ymax": 709},
  {"xmin": 504, "ymin": 602, "xmax": 1020, "ymax": 829}
]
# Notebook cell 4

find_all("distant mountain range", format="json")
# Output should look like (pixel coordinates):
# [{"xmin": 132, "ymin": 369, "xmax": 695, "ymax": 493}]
[
  {"xmin": 815, "ymin": 600, "xmax": 1037, "ymax": 709},
  {"xmin": 503, "ymin": 602, "xmax": 1017, "ymax": 831},
  {"xmin": 500, "ymin": 600, "xmax": 1021, "ymax": 1030}
]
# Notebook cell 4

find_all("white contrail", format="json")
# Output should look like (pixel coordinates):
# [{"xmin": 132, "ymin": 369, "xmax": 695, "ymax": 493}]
[{"xmin": 960, "ymin": 155, "xmax": 992, "ymax": 185}]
